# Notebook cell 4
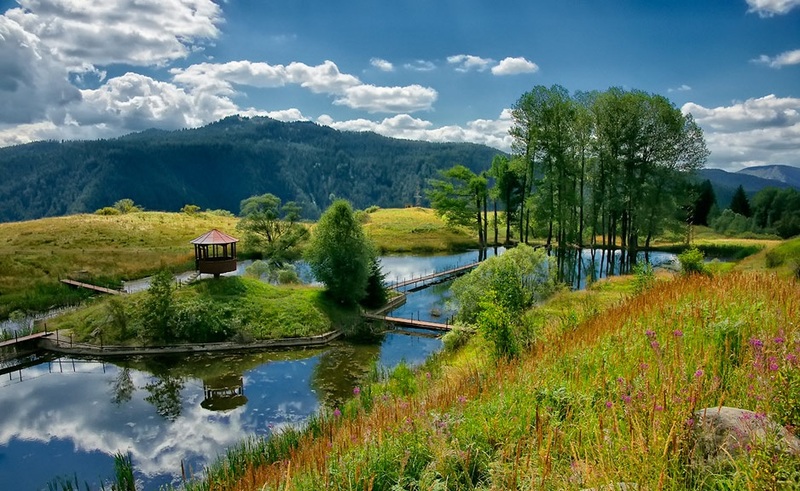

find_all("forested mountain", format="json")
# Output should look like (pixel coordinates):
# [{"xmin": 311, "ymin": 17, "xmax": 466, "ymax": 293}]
[
  {"xmin": 697, "ymin": 167, "xmax": 798, "ymax": 209},
  {"xmin": 0, "ymin": 116, "xmax": 500, "ymax": 222}
]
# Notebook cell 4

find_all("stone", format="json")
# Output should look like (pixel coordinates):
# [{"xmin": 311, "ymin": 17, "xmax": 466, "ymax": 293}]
[{"xmin": 692, "ymin": 406, "xmax": 800, "ymax": 462}]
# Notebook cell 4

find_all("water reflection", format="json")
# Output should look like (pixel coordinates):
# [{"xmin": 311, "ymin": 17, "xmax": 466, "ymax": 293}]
[{"xmin": 0, "ymin": 335, "xmax": 441, "ymax": 490}]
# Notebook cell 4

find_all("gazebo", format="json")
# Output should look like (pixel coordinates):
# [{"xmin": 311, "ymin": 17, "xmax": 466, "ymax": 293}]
[
  {"xmin": 191, "ymin": 229, "xmax": 238, "ymax": 277},
  {"xmin": 200, "ymin": 374, "xmax": 248, "ymax": 411}
]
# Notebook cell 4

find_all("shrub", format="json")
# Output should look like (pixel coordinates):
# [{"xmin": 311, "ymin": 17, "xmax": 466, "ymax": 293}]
[
  {"xmin": 678, "ymin": 246, "xmax": 707, "ymax": 275},
  {"xmin": 365, "ymin": 205, "xmax": 380, "ymax": 213},
  {"xmin": 442, "ymin": 325, "xmax": 474, "ymax": 352},
  {"xmin": 205, "ymin": 208, "xmax": 235, "ymax": 217},
  {"xmin": 181, "ymin": 204, "xmax": 201, "ymax": 214},
  {"xmin": 632, "ymin": 262, "xmax": 655, "ymax": 294},
  {"xmin": 95, "ymin": 206, "xmax": 121, "ymax": 215}
]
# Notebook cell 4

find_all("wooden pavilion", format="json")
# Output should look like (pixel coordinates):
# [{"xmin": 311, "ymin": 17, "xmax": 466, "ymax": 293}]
[{"xmin": 191, "ymin": 229, "xmax": 238, "ymax": 277}]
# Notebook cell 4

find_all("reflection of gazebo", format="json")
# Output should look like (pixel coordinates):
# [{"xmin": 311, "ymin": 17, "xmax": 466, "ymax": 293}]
[
  {"xmin": 191, "ymin": 229, "xmax": 238, "ymax": 277},
  {"xmin": 201, "ymin": 374, "xmax": 248, "ymax": 411}
]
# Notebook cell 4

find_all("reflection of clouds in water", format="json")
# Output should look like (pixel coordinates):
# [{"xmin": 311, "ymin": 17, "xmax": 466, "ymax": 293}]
[
  {"xmin": 378, "ymin": 249, "xmax": 503, "ymax": 283},
  {"xmin": 0, "ymin": 357, "xmax": 322, "ymax": 487}
]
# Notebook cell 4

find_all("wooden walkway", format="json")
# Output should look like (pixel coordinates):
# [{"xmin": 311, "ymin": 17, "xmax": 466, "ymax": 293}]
[
  {"xmin": 390, "ymin": 262, "xmax": 479, "ymax": 289},
  {"xmin": 0, "ymin": 331, "xmax": 52, "ymax": 349},
  {"xmin": 363, "ymin": 313, "xmax": 452, "ymax": 332},
  {"xmin": 61, "ymin": 279, "xmax": 122, "ymax": 295}
]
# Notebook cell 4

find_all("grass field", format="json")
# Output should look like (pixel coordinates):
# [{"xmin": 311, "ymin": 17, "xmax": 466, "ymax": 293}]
[
  {"xmin": 363, "ymin": 207, "xmax": 482, "ymax": 253},
  {"xmin": 0, "ymin": 211, "xmax": 238, "ymax": 318}
]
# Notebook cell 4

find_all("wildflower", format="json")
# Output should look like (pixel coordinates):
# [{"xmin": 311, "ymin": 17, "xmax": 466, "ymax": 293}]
[
  {"xmin": 685, "ymin": 417, "xmax": 695, "ymax": 427},
  {"xmin": 768, "ymin": 358, "xmax": 779, "ymax": 371},
  {"xmin": 650, "ymin": 340, "xmax": 660, "ymax": 350},
  {"xmin": 333, "ymin": 408, "xmax": 341, "ymax": 417},
  {"xmin": 605, "ymin": 401, "xmax": 613, "ymax": 408},
  {"xmin": 621, "ymin": 394, "xmax": 632, "ymax": 404},
  {"xmin": 786, "ymin": 354, "xmax": 797, "ymax": 364},
  {"xmin": 673, "ymin": 329, "xmax": 683, "ymax": 338},
  {"xmin": 645, "ymin": 329, "xmax": 655, "ymax": 338},
  {"xmin": 749, "ymin": 337, "xmax": 763, "ymax": 349},
  {"xmin": 640, "ymin": 363, "xmax": 649, "ymax": 371},
  {"xmin": 654, "ymin": 405, "xmax": 664, "ymax": 412},
  {"xmin": 425, "ymin": 372, "xmax": 431, "ymax": 379},
  {"xmin": 457, "ymin": 395, "xmax": 467, "ymax": 404},
  {"xmin": 774, "ymin": 336, "xmax": 784, "ymax": 344},
  {"xmin": 694, "ymin": 369, "xmax": 704, "ymax": 378},
  {"xmin": 353, "ymin": 386, "xmax": 361, "ymax": 396}
]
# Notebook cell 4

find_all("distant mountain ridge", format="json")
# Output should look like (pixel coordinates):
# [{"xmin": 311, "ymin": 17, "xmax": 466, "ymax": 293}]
[
  {"xmin": 0, "ymin": 116, "xmax": 501, "ymax": 223},
  {"xmin": 697, "ymin": 165, "xmax": 799, "ymax": 209},
  {"xmin": 736, "ymin": 164, "xmax": 800, "ymax": 189}
]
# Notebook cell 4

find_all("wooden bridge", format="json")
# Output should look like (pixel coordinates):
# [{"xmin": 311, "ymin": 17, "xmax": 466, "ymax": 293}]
[
  {"xmin": 61, "ymin": 279, "xmax": 123, "ymax": 295},
  {"xmin": 0, "ymin": 331, "xmax": 52, "ymax": 350},
  {"xmin": 389, "ymin": 262, "xmax": 479, "ymax": 290},
  {"xmin": 362, "ymin": 313, "xmax": 452, "ymax": 332}
]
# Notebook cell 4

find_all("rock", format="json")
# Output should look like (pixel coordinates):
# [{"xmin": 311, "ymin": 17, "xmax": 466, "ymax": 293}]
[{"xmin": 692, "ymin": 406, "xmax": 800, "ymax": 462}]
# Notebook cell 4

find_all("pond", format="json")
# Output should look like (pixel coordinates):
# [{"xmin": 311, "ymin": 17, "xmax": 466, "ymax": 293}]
[{"xmin": 0, "ymin": 333, "xmax": 441, "ymax": 490}]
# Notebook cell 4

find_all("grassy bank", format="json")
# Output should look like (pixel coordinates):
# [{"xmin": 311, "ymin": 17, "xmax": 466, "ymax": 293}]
[
  {"xmin": 363, "ymin": 207, "xmax": 480, "ymax": 253},
  {"xmin": 0, "ymin": 211, "xmax": 238, "ymax": 319},
  {"xmin": 47, "ymin": 276, "xmax": 360, "ymax": 345},
  {"xmin": 177, "ymin": 244, "xmax": 799, "ymax": 490}
]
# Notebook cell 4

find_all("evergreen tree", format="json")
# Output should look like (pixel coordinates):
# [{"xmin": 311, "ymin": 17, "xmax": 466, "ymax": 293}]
[
  {"xmin": 730, "ymin": 185, "xmax": 752, "ymax": 217},
  {"xmin": 691, "ymin": 179, "xmax": 717, "ymax": 226}
]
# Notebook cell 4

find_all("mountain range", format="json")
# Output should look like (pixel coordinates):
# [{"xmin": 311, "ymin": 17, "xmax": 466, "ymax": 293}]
[{"xmin": 0, "ymin": 116, "xmax": 796, "ymax": 224}]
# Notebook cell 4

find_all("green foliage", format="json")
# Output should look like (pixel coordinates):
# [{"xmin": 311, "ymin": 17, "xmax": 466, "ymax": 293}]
[
  {"xmin": 204, "ymin": 208, "xmax": 235, "ymax": 217},
  {"xmin": 690, "ymin": 179, "xmax": 717, "ymax": 226},
  {"xmin": 139, "ymin": 269, "xmax": 176, "ymax": 342},
  {"xmin": 730, "ymin": 184, "xmax": 752, "ymax": 217},
  {"xmin": 441, "ymin": 325, "xmax": 474, "ymax": 352},
  {"xmin": 305, "ymin": 200, "xmax": 375, "ymax": 305},
  {"xmin": 365, "ymin": 205, "xmax": 380, "ymax": 213},
  {"xmin": 113, "ymin": 198, "xmax": 142, "ymax": 214},
  {"xmin": 95, "ymin": 206, "xmax": 121, "ymax": 215},
  {"xmin": 360, "ymin": 256, "xmax": 388, "ymax": 309},
  {"xmin": 452, "ymin": 244, "xmax": 555, "ymax": 324},
  {"xmin": 237, "ymin": 193, "xmax": 309, "ymax": 265},
  {"xmin": 678, "ymin": 246, "xmax": 708, "ymax": 275},
  {"xmin": 632, "ymin": 262, "xmax": 656, "ymax": 294},
  {"xmin": 477, "ymin": 293, "xmax": 519, "ymax": 358},
  {"xmin": 181, "ymin": 203, "xmax": 201, "ymax": 214}
]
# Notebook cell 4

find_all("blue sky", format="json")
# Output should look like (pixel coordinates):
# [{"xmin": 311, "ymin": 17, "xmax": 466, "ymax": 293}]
[{"xmin": 1, "ymin": 0, "xmax": 798, "ymax": 170}]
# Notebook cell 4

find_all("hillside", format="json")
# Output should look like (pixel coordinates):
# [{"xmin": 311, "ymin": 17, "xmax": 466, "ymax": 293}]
[
  {"xmin": 737, "ymin": 164, "xmax": 800, "ymax": 188},
  {"xmin": 697, "ymin": 167, "xmax": 797, "ymax": 208},
  {"xmin": 0, "ymin": 116, "xmax": 500, "ymax": 223}
]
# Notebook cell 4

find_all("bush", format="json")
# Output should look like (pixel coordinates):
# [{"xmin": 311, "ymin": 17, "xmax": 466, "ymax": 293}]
[
  {"xmin": 181, "ymin": 204, "xmax": 201, "ymax": 214},
  {"xmin": 95, "ymin": 206, "xmax": 121, "ymax": 215},
  {"xmin": 365, "ymin": 205, "xmax": 380, "ymax": 213},
  {"xmin": 678, "ymin": 246, "xmax": 707, "ymax": 275},
  {"xmin": 205, "ymin": 208, "xmax": 235, "ymax": 217},
  {"xmin": 632, "ymin": 262, "xmax": 655, "ymax": 294},
  {"xmin": 442, "ymin": 325, "xmax": 474, "ymax": 352}
]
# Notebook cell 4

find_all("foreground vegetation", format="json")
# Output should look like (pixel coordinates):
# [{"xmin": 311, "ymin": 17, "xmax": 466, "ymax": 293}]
[{"xmin": 171, "ymin": 238, "xmax": 799, "ymax": 490}]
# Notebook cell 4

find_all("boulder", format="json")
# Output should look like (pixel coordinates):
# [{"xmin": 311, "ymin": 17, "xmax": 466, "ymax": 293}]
[{"xmin": 692, "ymin": 406, "xmax": 800, "ymax": 462}]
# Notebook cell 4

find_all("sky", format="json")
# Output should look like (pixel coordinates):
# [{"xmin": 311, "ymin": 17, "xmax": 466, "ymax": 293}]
[{"xmin": 0, "ymin": 0, "xmax": 798, "ymax": 171}]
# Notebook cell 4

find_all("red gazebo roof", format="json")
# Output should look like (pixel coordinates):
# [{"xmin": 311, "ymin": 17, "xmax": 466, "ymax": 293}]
[{"xmin": 190, "ymin": 229, "xmax": 239, "ymax": 245}]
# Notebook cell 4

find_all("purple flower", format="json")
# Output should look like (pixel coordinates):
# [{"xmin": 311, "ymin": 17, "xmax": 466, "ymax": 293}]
[
  {"xmin": 650, "ymin": 340, "xmax": 660, "ymax": 350},
  {"xmin": 621, "ymin": 394, "xmax": 632, "ymax": 404},
  {"xmin": 774, "ymin": 336, "xmax": 785, "ymax": 344},
  {"xmin": 333, "ymin": 408, "xmax": 341, "ymax": 417},
  {"xmin": 694, "ymin": 369, "xmax": 704, "ymax": 378},
  {"xmin": 685, "ymin": 418, "xmax": 695, "ymax": 427},
  {"xmin": 605, "ymin": 401, "xmax": 613, "ymax": 408},
  {"xmin": 645, "ymin": 329, "xmax": 655, "ymax": 338},
  {"xmin": 457, "ymin": 395, "xmax": 467, "ymax": 404},
  {"xmin": 673, "ymin": 329, "xmax": 683, "ymax": 338},
  {"xmin": 750, "ymin": 338, "xmax": 764, "ymax": 349},
  {"xmin": 655, "ymin": 405, "xmax": 664, "ymax": 412},
  {"xmin": 640, "ymin": 363, "xmax": 649, "ymax": 371},
  {"xmin": 353, "ymin": 386, "xmax": 361, "ymax": 396},
  {"xmin": 768, "ymin": 358, "xmax": 780, "ymax": 371}
]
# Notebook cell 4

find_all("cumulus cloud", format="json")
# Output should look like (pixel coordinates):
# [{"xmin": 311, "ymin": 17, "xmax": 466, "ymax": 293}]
[
  {"xmin": 491, "ymin": 57, "xmax": 539, "ymax": 76},
  {"xmin": 682, "ymin": 94, "xmax": 800, "ymax": 169},
  {"xmin": 752, "ymin": 48, "xmax": 800, "ymax": 68},
  {"xmin": 447, "ymin": 54, "xmax": 494, "ymax": 72},
  {"xmin": 5, "ymin": 0, "xmax": 222, "ymax": 68},
  {"xmin": 370, "ymin": 57, "xmax": 394, "ymax": 72},
  {"xmin": 746, "ymin": 0, "xmax": 800, "ymax": 16},
  {"xmin": 317, "ymin": 109, "xmax": 514, "ymax": 151},
  {"xmin": 0, "ymin": 16, "xmax": 81, "ymax": 124},
  {"xmin": 334, "ymin": 84, "xmax": 438, "ymax": 113},
  {"xmin": 403, "ymin": 60, "xmax": 436, "ymax": 72}
]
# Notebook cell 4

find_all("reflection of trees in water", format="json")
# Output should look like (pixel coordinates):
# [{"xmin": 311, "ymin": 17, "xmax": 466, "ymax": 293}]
[
  {"xmin": 310, "ymin": 341, "xmax": 380, "ymax": 408},
  {"xmin": 144, "ymin": 375, "xmax": 184, "ymax": 421},
  {"xmin": 110, "ymin": 367, "xmax": 134, "ymax": 405}
]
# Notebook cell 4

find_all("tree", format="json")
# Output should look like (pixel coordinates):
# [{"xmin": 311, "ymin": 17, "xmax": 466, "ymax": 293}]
[
  {"xmin": 238, "ymin": 193, "xmax": 309, "ymax": 265},
  {"xmin": 427, "ymin": 164, "xmax": 488, "ymax": 252},
  {"xmin": 690, "ymin": 179, "xmax": 716, "ymax": 226},
  {"xmin": 730, "ymin": 185, "xmax": 751, "ymax": 217},
  {"xmin": 305, "ymin": 200, "xmax": 376, "ymax": 305},
  {"xmin": 140, "ymin": 269, "xmax": 175, "ymax": 342},
  {"xmin": 113, "ymin": 198, "xmax": 142, "ymax": 214}
]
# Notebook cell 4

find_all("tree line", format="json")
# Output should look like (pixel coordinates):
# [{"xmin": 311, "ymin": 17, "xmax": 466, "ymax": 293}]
[{"xmin": 429, "ymin": 85, "xmax": 709, "ymax": 283}]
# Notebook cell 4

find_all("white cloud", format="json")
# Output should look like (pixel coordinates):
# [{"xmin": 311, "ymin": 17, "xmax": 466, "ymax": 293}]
[
  {"xmin": 403, "ymin": 60, "xmax": 436, "ymax": 72},
  {"xmin": 447, "ymin": 54, "xmax": 494, "ymax": 72},
  {"xmin": 370, "ymin": 57, "xmax": 394, "ymax": 72},
  {"xmin": 318, "ymin": 109, "xmax": 513, "ymax": 152},
  {"xmin": 746, "ymin": 0, "xmax": 800, "ymax": 16},
  {"xmin": 668, "ymin": 84, "xmax": 692, "ymax": 93},
  {"xmin": 752, "ymin": 48, "xmax": 800, "ymax": 68},
  {"xmin": 285, "ymin": 60, "xmax": 362, "ymax": 94},
  {"xmin": 682, "ymin": 94, "xmax": 800, "ymax": 169},
  {"xmin": 334, "ymin": 84, "xmax": 438, "ymax": 113},
  {"xmin": 491, "ymin": 57, "xmax": 539, "ymax": 76},
  {"xmin": 5, "ymin": 0, "xmax": 222, "ymax": 68},
  {"xmin": 263, "ymin": 108, "xmax": 308, "ymax": 122},
  {"xmin": 0, "ymin": 16, "xmax": 81, "ymax": 124}
]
